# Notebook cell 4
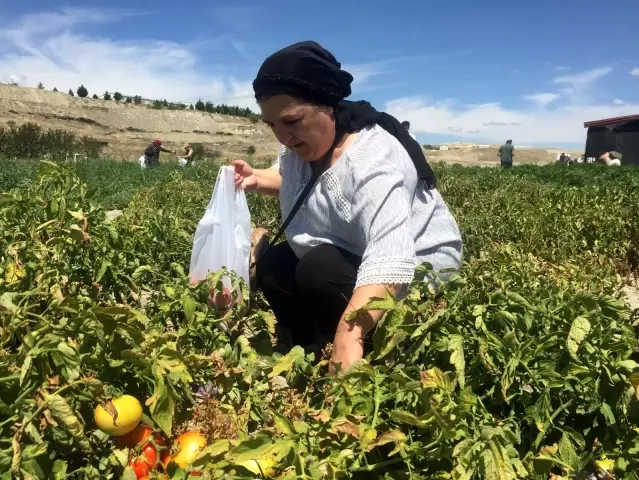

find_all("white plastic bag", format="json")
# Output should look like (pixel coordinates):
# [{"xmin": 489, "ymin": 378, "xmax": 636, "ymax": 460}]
[
  {"xmin": 178, "ymin": 158, "xmax": 187, "ymax": 167},
  {"xmin": 189, "ymin": 166, "xmax": 252, "ymax": 296},
  {"xmin": 139, "ymin": 155, "xmax": 146, "ymax": 169}
]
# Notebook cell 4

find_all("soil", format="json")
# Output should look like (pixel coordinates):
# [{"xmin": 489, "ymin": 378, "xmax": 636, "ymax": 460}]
[
  {"xmin": 1, "ymin": 84, "xmax": 582, "ymax": 166},
  {"xmin": 624, "ymin": 280, "xmax": 639, "ymax": 312}
]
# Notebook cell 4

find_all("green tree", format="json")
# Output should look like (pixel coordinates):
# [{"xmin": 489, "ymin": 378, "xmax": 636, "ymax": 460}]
[
  {"xmin": 125, "ymin": 97, "xmax": 132, "ymax": 103},
  {"xmin": 162, "ymin": 99, "xmax": 169, "ymax": 108},
  {"xmin": 189, "ymin": 104, "xmax": 194, "ymax": 110},
  {"xmin": 103, "ymin": 91, "xmax": 112, "ymax": 101},
  {"xmin": 37, "ymin": 82, "xmax": 44, "ymax": 90},
  {"xmin": 77, "ymin": 85, "xmax": 89, "ymax": 98},
  {"xmin": 53, "ymin": 87, "xmax": 58, "ymax": 92},
  {"xmin": 113, "ymin": 92, "xmax": 123, "ymax": 102},
  {"xmin": 205, "ymin": 101, "xmax": 214, "ymax": 113},
  {"xmin": 195, "ymin": 100, "xmax": 205, "ymax": 111},
  {"xmin": 68, "ymin": 89, "xmax": 75, "ymax": 97},
  {"xmin": 133, "ymin": 95, "xmax": 142, "ymax": 105},
  {"xmin": 92, "ymin": 94, "xmax": 99, "ymax": 99}
]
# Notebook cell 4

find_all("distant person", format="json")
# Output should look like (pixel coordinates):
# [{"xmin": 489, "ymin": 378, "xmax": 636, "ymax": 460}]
[
  {"xmin": 179, "ymin": 143, "xmax": 194, "ymax": 165},
  {"xmin": 143, "ymin": 139, "xmax": 175, "ymax": 168},
  {"xmin": 498, "ymin": 139, "xmax": 515, "ymax": 168},
  {"xmin": 401, "ymin": 121, "xmax": 417, "ymax": 140},
  {"xmin": 598, "ymin": 151, "xmax": 622, "ymax": 167}
]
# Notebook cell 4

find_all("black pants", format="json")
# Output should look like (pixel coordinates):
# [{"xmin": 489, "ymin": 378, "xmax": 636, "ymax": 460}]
[{"xmin": 256, "ymin": 242, "xmax": 361, "ymax": 350}]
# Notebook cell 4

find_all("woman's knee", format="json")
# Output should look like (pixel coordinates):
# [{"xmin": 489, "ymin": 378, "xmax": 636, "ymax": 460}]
[{"xmin": 295, "ymin": 244, "xmax": 359, "ymax": 295}]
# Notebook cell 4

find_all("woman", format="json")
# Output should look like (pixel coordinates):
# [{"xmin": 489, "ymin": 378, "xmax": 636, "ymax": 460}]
[
  {"xmin": 179, "ymin": 143, "xmax": 194, "ymax": 165},
  {"xmin": 598, "ymin": 151, "xmax": 622, "ymax": 167},
  {"xmin": 143, "ymin": 139, "xmax": 175, "ymax": 168},
  {"xmin": 232, "ymin": 41, "xmax": 462, "ymax": 371}
]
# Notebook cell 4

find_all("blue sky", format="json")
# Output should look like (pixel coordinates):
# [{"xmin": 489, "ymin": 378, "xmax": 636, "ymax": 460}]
[{"xmin": 1, "ymin": 0, "xmax": 638, "ymax": 148}]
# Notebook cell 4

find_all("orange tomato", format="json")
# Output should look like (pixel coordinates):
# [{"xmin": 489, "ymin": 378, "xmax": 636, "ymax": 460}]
[{"xmin": 168, "ymin": 432, "xmax": 206, "ymax": 472}]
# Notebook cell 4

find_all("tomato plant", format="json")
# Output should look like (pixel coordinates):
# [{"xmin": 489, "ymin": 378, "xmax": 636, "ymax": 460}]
[{"xmin": 1, "ymin": 160, "xmax": 638, "ymax": 479}]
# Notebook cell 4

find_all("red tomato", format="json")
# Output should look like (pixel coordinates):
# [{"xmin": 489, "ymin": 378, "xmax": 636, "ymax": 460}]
[
  {"xmin": 117, "ymin": 424, "xmax": 163, "ymax": 449},
  {"xmin": 130, "ymin": 444, "xmax": 158, "ymax": 478}
]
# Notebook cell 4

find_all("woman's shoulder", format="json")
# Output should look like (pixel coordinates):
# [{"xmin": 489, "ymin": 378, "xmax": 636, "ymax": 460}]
[{"xmin": 345, "ymin": 124, "xmax": 411, "ymax": 170}]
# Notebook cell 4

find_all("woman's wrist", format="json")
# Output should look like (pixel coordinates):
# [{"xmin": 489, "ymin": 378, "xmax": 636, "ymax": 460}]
[{"xmin": 253, "ymin": 168, "xmax": 281, "ymax": 195}]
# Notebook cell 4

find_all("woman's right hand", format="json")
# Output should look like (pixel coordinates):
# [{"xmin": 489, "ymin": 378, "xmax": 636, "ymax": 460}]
[{"xmin": 231, "ymin": 160, "xmax": 258, "ymax": 191}]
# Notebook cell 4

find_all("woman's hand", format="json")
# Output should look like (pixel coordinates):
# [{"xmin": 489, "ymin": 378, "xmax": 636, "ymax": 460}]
[
  {"xmin": 329, "ymin": 284, "xmax": 400, "ymax": 374},
  {"xmin": 209, "ymin": 287, "xmax": 234, "ymax": 309},
  {"xmin": 330, "ymin": 321, "xmax": 365, "ymax": 374},
  {"xmin": 231, "ymin": 160, "xmax": 258, "ymax": 191}
]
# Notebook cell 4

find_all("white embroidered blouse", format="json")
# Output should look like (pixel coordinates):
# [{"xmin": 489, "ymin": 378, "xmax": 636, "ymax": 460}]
[{"xmin": 272, "ymin": 124, "xmax": 463, "ymax": 289}]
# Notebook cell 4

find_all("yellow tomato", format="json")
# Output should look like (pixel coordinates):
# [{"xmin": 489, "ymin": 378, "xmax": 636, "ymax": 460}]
[
  {"xmin": 237, "ymin": 458, "xmax": 277, "ymax": 477},
  {"xmin": 172, "ymin": 432, "xmax": 207, "ymax": 468},
  {"xmin": 94, "ymin": 395, "xmax": 143, "ymax": 436}
]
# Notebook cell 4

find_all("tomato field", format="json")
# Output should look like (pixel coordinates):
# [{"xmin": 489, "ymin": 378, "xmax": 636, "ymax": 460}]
[{"xmin": 1, "ymin": 159, "xmax": 639, "ymax": 479}]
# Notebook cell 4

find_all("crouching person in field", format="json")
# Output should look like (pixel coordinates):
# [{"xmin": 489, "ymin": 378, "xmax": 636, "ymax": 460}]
[{"xmin": 231, "ymin": 41, "xmax": 463, "ymax": 372}]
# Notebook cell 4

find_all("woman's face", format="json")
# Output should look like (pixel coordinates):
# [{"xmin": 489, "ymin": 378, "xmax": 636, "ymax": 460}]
[{"xmin": 259, "ymin": 95, "xmax": 335, "ymax": 161}]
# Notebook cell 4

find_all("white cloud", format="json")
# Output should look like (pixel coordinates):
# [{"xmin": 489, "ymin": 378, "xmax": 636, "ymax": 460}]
[
  {"xmin": 553, "ymin": 67, "xmax": 612, "ymax": 90},
  {"xmin": 386, "ymin": 97, "xmax": 639, "ymax": 145},
  {"xmin": 614, "ymin": 99, "xmax": 625, "ymax": 105},
  {"xmin": 386, "ymin": 65, "xmax": 630, "ymax": 146},
  {"xmin": 0, "ymin": 8, "xmax": 259, "ymax": 111},
  {"xmin": 632, "ymin": 67, "xmax": 639, "ymax": 77},
  {"xmin": 342, "ymin": 62, "xmax": 389, "ymax": 87},
  {"xmin": 555, "ymin": 66, "xmax": 570, "ymax": 72},
  {"xmin": 523, "ymin": 93, "xmax": 559, "ymax": 107}
]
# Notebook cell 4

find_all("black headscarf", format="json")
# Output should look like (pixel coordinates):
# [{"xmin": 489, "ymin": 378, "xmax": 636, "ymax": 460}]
[{"xmin": 253, "ymin": 41, "xmax": 436, "ymax": 189}]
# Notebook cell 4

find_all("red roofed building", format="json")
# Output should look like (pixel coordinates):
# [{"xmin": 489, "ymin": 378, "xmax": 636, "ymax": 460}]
[{"xmin": 584, "ymin": 114, "xmax": 639, "ymax": 165}]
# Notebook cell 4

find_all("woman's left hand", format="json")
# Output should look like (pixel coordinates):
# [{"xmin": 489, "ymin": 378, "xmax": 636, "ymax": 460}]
[{"xmin": 330, "ymin": 323, "xmax": 364, "ymax": 374}]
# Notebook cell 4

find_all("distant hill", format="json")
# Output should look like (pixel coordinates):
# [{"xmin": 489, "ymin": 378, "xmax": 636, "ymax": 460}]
[
  {"xmin": 0, "ymin": 84, "xmax": 279, "ymax": 162},
  {"xmin": 0, "ymin": 84, "xmax": 579, "ymax": 165}
]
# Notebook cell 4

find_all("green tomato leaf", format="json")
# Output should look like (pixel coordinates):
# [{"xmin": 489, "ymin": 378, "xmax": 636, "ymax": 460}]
[
  {"xmin": 44, "ymin": 393, "xmax": 90, "ymax": 451},
  {"xmin": 52, "ymin": 459, "xmax": 67, "ymax": 480},
  {"xmin": 272, "ymin": 411, "xmax": 295, "ymax": 436},
  {"xmin": 448, "ymin": 334, "xmax": 465, "ymax": 389},
  {"xmin": 567, "ymin": 316, "xmax": 591, "ymax": 361},
  {"xmin": 501, "ymin": 356, "xmax": 519, "ymax": 402},
  {"xmin": 149, "ymin": 377, "xmax": 175, "ymax": 435},
  {"xmin": 366, "ymin": 430, "xmax": 407, "ymax": 452},
  {"xmin": 389, "ymin": 410, "xmax": 426, "ymax": 428},
  {"xmin": 558, "ymin": 433, "xmax": 580, "ymax": 471},
  {"xmin": 19, "ymin": 355, "xmax": 32, "ymax": 386},
  {"xmin": 268, "ymin": 346, "xmax": 305, "ymax": 378},
  {"xmin": 51, "ymin": 342, "xmax": 80, "ymax": 381},
  {"xmin": 600, "ymin": 402, "xmax": 616, "ymax": 425},
  {"xmin": 618, "ymin": 359, "xmax": 639, "ymax": 372},
  {"xmin": 120, "ymin": 466, "xmax": 138, "ymax": 480},
  {"xmin": 181, "ymin": 294, "xmax": 196, "ymax": 326}
]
